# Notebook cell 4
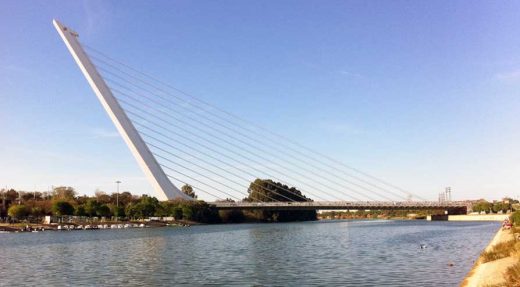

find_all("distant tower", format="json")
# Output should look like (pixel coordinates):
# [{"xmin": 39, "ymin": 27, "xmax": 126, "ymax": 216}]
[{"xmin": 445, "ymin": 187, "xmax": 452, "ymax": 202}]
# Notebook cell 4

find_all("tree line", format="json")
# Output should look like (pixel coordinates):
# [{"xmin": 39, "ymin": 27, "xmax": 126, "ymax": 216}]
[
  {"xmin": 240, "ymin": 179, "xmax": 317, "ymax": 222},
  {"xmin": 0, "ymin": 179, "xmax": 318, "ymax": 223},
  {"xmin": 472, "ymin": 198, "xmax": 519, "ymax": 214},
  {"xmin": 0, "ymin": 185, "xmax": 220, "ymax": 223}
]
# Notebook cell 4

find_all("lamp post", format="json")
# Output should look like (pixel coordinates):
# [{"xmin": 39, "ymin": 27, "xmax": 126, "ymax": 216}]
[{"xmin": 115, "ymin": 180, "xmax": 121, "ymax": 221}]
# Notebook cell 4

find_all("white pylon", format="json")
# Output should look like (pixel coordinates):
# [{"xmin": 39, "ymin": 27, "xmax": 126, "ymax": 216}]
[{"xmin": 53, "ymin": 19, "xmax": 191, "ymax": 201}]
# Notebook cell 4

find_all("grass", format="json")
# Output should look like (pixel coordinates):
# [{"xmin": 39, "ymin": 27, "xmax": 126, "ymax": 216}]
[
  {"xmin": 484, "ymin": 259, "xmax": 520, "ymax": 287},
  {"xmin": 481, "ymin": 240, "xmax": 520, "ymax": 263},
  {"xmin": 504, "ymin": 258, "xmax": 520, "ymax": 285}
]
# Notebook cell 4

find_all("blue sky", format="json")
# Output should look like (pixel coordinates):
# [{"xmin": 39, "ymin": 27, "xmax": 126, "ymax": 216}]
[{"xmin": 1, "ymin": 1, "xmax": 520, "ymax": 200}]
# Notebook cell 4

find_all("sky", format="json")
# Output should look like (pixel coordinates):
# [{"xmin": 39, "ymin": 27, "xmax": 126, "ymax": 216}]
[{"xmin": 1, "ymin": 1, "xmax": 520, "ymax": 201}]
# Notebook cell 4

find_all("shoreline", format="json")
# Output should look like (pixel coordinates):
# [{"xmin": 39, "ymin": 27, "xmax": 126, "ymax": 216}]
[
  {"xmin": 0, "ymin": 218, "xmax": 425, "ymax": 233},
  {"xmin": 0, "ymin": 220, "xmax": 199, "ymax": 233},
  {"xmin": 0, "ymin": 217, "xmax": 493, "ymax": 234},
  {"xmin": 461, "ymin": 225, "xmax": 517, "ymax": 286}
]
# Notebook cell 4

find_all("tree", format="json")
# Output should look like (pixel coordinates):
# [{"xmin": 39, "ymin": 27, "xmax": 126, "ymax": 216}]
[
  {"xmin": 491, "ymin": 201, "xmax": 510, "ymax": 214},
  {"xmin": 5, "ymin": 189, "xmax": 19, "ymax": 202},
  {"xmin": 182, "ymin": 184, "xmax": 197, "ymax": 199},
  {"xmin": 137, "ymin": 195, "xmax": 159, "ymax": 217},
  {"xmin": 75, "ymin": 195, "xmax": 90, "ymax": 205},
  {"xmin": 53, "ymin": 186, "xmax": 76, "ymax": 200},
  {"xmin": 33, "ymin": 200, "xmax": 53, "ymax": 215},
  {"xmin": 125, "ymin": 204, "xmax": 138, "ymax": 219},
  {"xmin": 492, "ymin": 202, "xmax": 504, "ymax": 214},
  {"xmin": 8, "ymin": 205, "xmax": 29, "ymax": 219},
  {"xmin": 244, "ymin": 179, "xmax": 317, "ymax": 222},
  {"xmin": 110, "ymin": 191, "xmax": 133, "ymax": 206},
  {"xmin": 95, "ymin": 190, "xmax": 112, "ymax": 204},
  {"xmin": 473, "ymin": 200, "xmax": 492, "ymax": 214},
  {"xmin": 172, "ymin": 207, "xmax": 183, "ymax": 220},
  {"xmin": 31, "ymin": 207, "xmax": 44, "ymax": 217},
  {"xmin": 84, "ymin": 199, "xmax": 100, "ymax": 217},
  {"xmin": 500, "ymin": 201, "xmax": 512, "ymax": 213},
  {"xmin": 125, "ymin": 196, "xmax": 159, "ymax": 218},
  {"xmin": 246, "ymin": 179, "xmax": 312, "ymax": 202},
  {"xmin": 74, "ymin": 206, "xmax": 86, "ymax": 216},
  {"xmin": 108, "ymin": 204, "xmax": 124, "ymax": 218},
  {"xmin": 96, "ymin": 204, "xmax": 112, "ymax": 217},
  {"xmin": 21, "ymin": 192, "xmax": 35, "ymax": 202},
  {"xmin": 182, "ymin": 205, "xmax": 194, "ymax": 220},
  {"xmin": 52, "ymin": 201, "xmax": 74, "ymax": 216}
]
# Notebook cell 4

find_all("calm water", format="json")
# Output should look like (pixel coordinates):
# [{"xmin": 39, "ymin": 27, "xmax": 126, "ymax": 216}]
[{"xmin": 0, "ymin": 220, "xmax": 498, "ymax": 286}]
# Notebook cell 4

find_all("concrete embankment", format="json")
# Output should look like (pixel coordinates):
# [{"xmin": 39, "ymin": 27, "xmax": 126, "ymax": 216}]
[
  {"xmin": 427, "ymin": 214, "xmax": 510, "ymax": 221},
  {"xmin": 449, "ymin": 214, "xmax": 510, "ymax": 222},
  {"xmin": 461, "ymin": 227, "xmax": 517, "ymax": 286}
]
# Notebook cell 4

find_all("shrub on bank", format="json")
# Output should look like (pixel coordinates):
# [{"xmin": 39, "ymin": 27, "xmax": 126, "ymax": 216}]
[
  {"xmin": 7, "ymin": 205, "xmax": 30, "ymax": 219},
  {"xmin": 511, "ymin": 211, "xmax": 520, "ymax": 226},
  {"xmin": 505, "ymin": 258, "xmax": 520, "ymax": 283},
  {"xmin": 481, "ymin": 240, "xmax": 520, "ymax": 263}
]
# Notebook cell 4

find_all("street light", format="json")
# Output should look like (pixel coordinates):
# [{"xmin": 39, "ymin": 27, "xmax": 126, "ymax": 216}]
[
  {"xmin": 115, "ymin": 180, "xmax": 121, "ymax": 221},
  {"xmin": 115, "ymin": 181, "xmax": 121, "ymax": 206}
]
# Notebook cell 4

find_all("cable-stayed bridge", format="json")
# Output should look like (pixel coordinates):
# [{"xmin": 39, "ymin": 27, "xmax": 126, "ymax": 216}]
[{"xmin": 53, "ymin": 20, "xmax": 467, "ymax": 214}]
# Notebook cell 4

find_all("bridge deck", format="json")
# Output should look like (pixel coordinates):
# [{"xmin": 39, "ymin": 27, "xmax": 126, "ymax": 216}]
[{"xmin": 211, "ymin": 201, "xmax": 468, "ymax": 212}]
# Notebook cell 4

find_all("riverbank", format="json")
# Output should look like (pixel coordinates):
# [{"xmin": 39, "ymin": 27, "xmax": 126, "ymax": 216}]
[
  {"xmin": 461, "ymin": 225, "xmax": 520, "ymax": 286},
  {"xmin": 449, "ymin": 214, "xmax": 510, "ymax": 221},
  {"xmin": 0, "ymin": 219, "xmax": 198, "ymax": 233}
]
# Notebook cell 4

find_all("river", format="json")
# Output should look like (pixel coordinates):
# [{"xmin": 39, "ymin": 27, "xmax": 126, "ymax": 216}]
[{"xmin": 0, "ymin": 220, "xmax": 498, "ymax": 286}]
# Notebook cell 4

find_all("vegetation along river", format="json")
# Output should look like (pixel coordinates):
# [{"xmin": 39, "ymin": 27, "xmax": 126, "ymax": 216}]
[{"xmin": 0, "ymin": 220, "xmax": 498, "ymax": 286}]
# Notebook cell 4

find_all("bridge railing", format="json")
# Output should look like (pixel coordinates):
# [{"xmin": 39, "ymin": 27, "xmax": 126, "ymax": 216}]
[{"xmin": 212, "ymin": 201, "xmax": 468, "ymax": 208}]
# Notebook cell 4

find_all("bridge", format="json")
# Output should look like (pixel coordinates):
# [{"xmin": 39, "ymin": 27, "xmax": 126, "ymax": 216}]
[
  {"xmin": 53, "ymin": 19, "xmax": 467, "ymax": 214},
  {"xmin": 212, "ymin": 201, "xmax": 468, "ymax": 214}
]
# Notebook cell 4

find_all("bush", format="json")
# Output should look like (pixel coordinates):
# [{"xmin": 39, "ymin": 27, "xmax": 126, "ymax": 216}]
[
  {"xmin": 505, "ymin": 259, "xmax": 520, "ymax": 283},
  {"xmin": 31, "ymin": 207, "xmax": 44, "ymax": 217},
  {"xmin": 172, "ymin": 207, "xmax": 183, "ymax": 220},
  {"xmin": 8, "ymin": 205, "xmax": 30, "ymax": 219},
  {"xmin": 84, "ymin": 199, "xmax": 100, "ymax": 217},
  {"xmin": 182, "ymin": 205, "xmax": 194, "ymax": 220},
  {"xmin": 96, "ymin": 204, "xmax": 112, "ymax": 217},
  {"xmin": 511, "ymin": 211, "xmax": 520, "ymax": 226},
  {"xmin": 52, "ymin": 201, "xmax": 74, "ymax": 216},
  {"xmin": 74, "ymin": 206, "xmax": 86, "ymax": 216},
  {"xmin": 481, "ymin": 240, "xmax": 519, "ymax": 263},
  {"xmin": 111, "ymin": 205, "xmax": 125, "ymax": 218}
]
